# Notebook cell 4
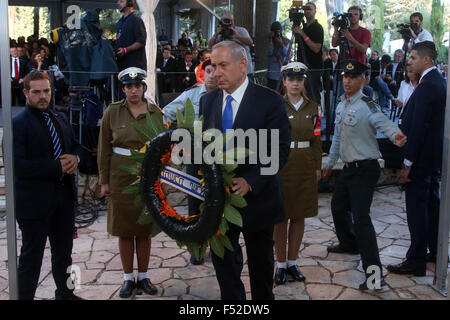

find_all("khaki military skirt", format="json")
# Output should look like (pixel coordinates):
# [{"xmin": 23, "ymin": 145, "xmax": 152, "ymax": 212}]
[{"xmin": 107, "ymin": 153, "xmax": 152, "ymax": 237}]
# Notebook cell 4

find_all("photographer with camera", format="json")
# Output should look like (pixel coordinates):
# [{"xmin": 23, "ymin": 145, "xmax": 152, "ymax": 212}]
[
  {"xmin": 291, "ymin": 2, "xmax": 324, "ymax": 104},
  {"xmin": 208, "ymin": 11, "xmax": 254, "ymax": 76},
  {"xmin": 331, "ymin": 6, "xmax": 371, "ymax": 65},
  {"xmin": 409, "ymin": 12, "xmax": 434, "ymax": 45},
  {"xmin": 267, "ymin": 21, "xmax": 289, "ymax": 91},
  {"xmin": 115, "ymin": 0, "xmax": 147, "ymax": 72}
]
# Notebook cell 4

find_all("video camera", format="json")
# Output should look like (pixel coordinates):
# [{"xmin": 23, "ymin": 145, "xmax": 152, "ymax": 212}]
[
  {"xmin": 332, "ymin": 13, "xmax": 353, "ymax": 32},
  {"xmin": 218, "ymin": 18, "xmax": 234, "ymax": 40},
  {"xmin": 288, "ymin": 1, "xmax": 311, "ymax": 27},
  {"xmin": 397, "ymin": 23, "xmax": 418, "ymax": 41}
]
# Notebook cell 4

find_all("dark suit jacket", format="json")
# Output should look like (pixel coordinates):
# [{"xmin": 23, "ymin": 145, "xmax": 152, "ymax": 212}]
[
  {"xmin": 156, "ymin": 56, "xmax": 177, "ymax": 93},
  {"xmin": 175, "ymin": 59, "xmax": 197, "ymax": 91},
  {"xmin": 370, "ymin": 60, "xmax": 394, "ymax": 83},
  {"xmin": 400, "ymin": 68, "xmax": 446, "ymax": 171},
  {"xmin": 199, "ymin": 81, "xmax": 291, "ymax": 232},
  {"xmin": 13, "ymin": 106, "xmax": 82, "ymax": 220},
  {"xmin": 10, "ymin": 57, "xmax": 30, "ymax": 86}
]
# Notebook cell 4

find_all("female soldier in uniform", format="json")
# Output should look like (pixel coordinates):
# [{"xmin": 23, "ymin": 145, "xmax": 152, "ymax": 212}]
[
  {"xmin": 274, "ymin": 62, "xmax": 322, "ymax": 285},
  {"xmin": 98, "ymin": 67, "xmax": 164, "ymax": 298}
]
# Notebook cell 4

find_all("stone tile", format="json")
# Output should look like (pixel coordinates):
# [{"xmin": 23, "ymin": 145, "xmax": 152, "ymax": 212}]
[
  {"xmin": 385, "ymin": 274, "xmax": 416, "ymax": 288},
  {"xmin": 79, "ymin": 269, "xmax": 102, "ymax": 285},
  {"xmin": 274, "ymin": 281, "xmax": 308, "ymax": 300},
  {"xmin": 174, "ymin": 264, "xmax": 216, "ymax": 280},
  {"xmin": 72, "ymin": 237, "xmax": 94, "ymax": 254},
  {"xmin": 395, "ymin": 288, "xmax": 417, "ymax": 299},
  {"xmin": 298, "ymin": 258, "xmax": 318, "ymax": 267},
  {"xmin": 87, "ymin": 231, "xmax": 110, "ymax": 240},
  {"xmin": 410, "ymin": 276, "xmax": 434, "ymax": 286},
  {"xmin": 306, "ymin": 284, "xmax": 343, "ymax": 300},
  {"xmin": 302, "ymin": 266, "xmax": 331, "ymax": 284},
  {"xmin": 372, "ymin": 220, "xmax": 389, "ymax": 235},
  {"xmin": 326, "ymin": 252, "xmax": 361, "ymax": 262},
  {"xmin": 374, "ymin": 215, "xmax": 403, "ymax": 225},
  {"xmin": 317, "ymin": 260, "xmax": 359, "ymax": 274},
  {"xmin": 379, "ymin": 224, "xmax": 410, "ymax": 240},
  {"xmin": 149, "ymin": 268, "xmax": 172, "ymax": 284},
  {"xmin": 0, "ymin": 277, "xmax": 7, "ymax": 292},
  {"xmin": 77, "ymin": 285, "xmax": 119, "ymax": 300},
  {"xmin": 163, "ymin": 241, "xmax": 181, "ymax": 248},
  {"xmin": 377, "ymin": 290, "xmax": 402, "ymax": 300},
  {"xmin": 188, "ymin": 276, "xmax": 221, "ymax": 300},
  {"xmin": 380, "ymin": 245, "xmax": 408, "ymax": 259},
  {"xmin": 88, "ymin": 251, "xmax": 115, "ymax": 264},
  {"xmin": 333, "ymin": 269, "xmax": 366, "ymax": 289},
  {"xmin": 380, "ymin": 255, "xmax": 403, "ymax": 267},
  {"xmin": 105, "ymin": 254, "xmax": 137, "ymax": 271},
  {"xmin": 377, "ymin": 237, "xmax": 394, "ymax": 250},
  {"xmin": 86, "ymin": 263, "xmax": 105, "ymax": 270},
  {"xmin": 149, "ymin": 255, "xmax": 163, "ymax": 269},
  {"xmin": 407, "ymin": 285, "xmax": 446, "ymax": 300},
  {"xmin": 85, "ymin": 222, "xmax": 108, "ymax": 233},
  {"xmin": 302, "ymin": 229, "xmax": 336, "ymax": 245},
  {"xmin": 393, "ymin": 239, "xmax": 410, "ymax": 247},
  {"xmin": 151, "ymin": 247, "xmax": 186, "ymax": 260},
  {"xmin": 71, "ymin": 252, "xmax": 91, "ymax": 263},
  {"xmin": 35, "ymin": 274, "xmax": 57, "ymax": 300},
  {"xmin": 161, "ymin": 278, "xmax": 188, "ymax": 297},
  {"xmin": 162, "ymin": 256, "xmax": 188, "ymax": 268},
  {"xmin": 92, "ymin": 238, "xmax": 119, "ymax": 252},
  {"xmin": 97, "ymin": 271, "xmax": 123, "ymax": 285},
  {"xmin": 181, "ymin": 294, "xmax": 204, "ymax": 300},
  {"xmin": 301, "ymin": 244, "xmax": 328, "ymax": 259},
  {"xmin": 336, "ymin": 288, "xmax": 380, "ymax": 300}
]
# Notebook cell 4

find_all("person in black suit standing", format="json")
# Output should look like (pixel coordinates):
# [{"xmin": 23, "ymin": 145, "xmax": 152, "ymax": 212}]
[
  {"xmin": 175, "ymin": 50, "xmax": 197, "ymax": 92},
  {"xmin": 388, "ymin": 41, "xmax": 446, "ymax": 276},
  {"xmin": 13, "ymin": 71, "xmax": 83, "ymax": 300},
  {"xmin": 10, "ymin": 46, "xmax": 30, "ymax": 106},
  {"xmin": 199, "ymin": 40, "xmax": 291, "ymax": 300}
]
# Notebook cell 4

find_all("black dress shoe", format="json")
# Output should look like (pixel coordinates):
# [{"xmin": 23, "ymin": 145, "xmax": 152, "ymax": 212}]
[
  {"xmin": 119, "ymin": 280, "xmax": 136, "ymax": 298},
  {"xmin": 136, "ymin": 278, "xmax": 158, "ymax": 295},
  {"xmin": 190, "ymin": 255, "xmax": 205, "ymax": 265},
  {"xmin": 327, "ymin": 244, "xmax": 359, "ymax": 254},
  {"xmin": 274, "ymin": 268, "xmax": 287, "ymax": 285},
  {"xmin": 287, "ymin": 265, "xmax": 306, "ymax": 282},
  {"xmin": 386, "ymin": 262, "xmax": 426, "ymax": 276},
  {"xmin": 359, "ymin": 277, "xmax": 387, "ymax": 290}
]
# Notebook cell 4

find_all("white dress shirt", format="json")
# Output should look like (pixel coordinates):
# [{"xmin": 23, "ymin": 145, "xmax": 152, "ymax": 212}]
[
  {"xmin": 292, "ymin": 97, "xmax": 304, "ymax": 111},
  {"xmin": 413, "ymin": 28, "xmax": 434, "ymax": 44},
  {"xmin": 222, "ymin": 77, "xmax": 249, "ymax": 123}
]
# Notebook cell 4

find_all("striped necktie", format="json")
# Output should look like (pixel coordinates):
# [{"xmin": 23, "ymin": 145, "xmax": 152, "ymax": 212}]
[{"xmin": 42, "ymin": 112, "xmax": 62, "ymax": 160}]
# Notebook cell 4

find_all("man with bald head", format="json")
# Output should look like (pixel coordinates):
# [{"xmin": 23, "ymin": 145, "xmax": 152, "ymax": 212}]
[{"xmin": 199, "ymin": 41, "xmax": 291, "ymax": 300}]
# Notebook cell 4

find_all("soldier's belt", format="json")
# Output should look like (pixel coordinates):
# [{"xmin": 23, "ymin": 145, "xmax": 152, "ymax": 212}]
[
  {"xmin": 290, "ymin": 141, "xmax": 310, "ymax": 149},
  {"xmin": 113, "ymin": 147, "xmax": 135, "ymax": 156}
]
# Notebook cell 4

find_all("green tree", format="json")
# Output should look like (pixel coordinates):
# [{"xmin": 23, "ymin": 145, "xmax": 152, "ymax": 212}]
[
  {"xmin": 429, "ymin": 0, "xmax": 445, "ymax": 46},
  {"xmin": 371, "ymin": 0, "xmax": 384, "ymax": 53}
]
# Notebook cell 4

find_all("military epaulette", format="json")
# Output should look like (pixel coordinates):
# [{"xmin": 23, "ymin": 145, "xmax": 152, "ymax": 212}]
[
  {"xmin": 361, "ymin": 96, "xmax": 380, "ymax": 113},
  {"xmin": 108, "ymin": 99, "xmax": 126, "ymax": 108}
]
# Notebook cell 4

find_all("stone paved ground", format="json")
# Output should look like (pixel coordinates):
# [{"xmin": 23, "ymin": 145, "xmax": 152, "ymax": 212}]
[{"xmin": 0, "ymin": 186, "xmax": 449, "ymax": 300}]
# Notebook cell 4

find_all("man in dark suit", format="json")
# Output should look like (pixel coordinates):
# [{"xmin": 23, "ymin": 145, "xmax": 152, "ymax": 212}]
[
  {"xmin": 13, "ymin": 71, "xmax": 83, "ymax": 300},
  {"xmin": 10, "ymin": 46, "xmax": 30, "ymax": 106},
  {"xmin": 175, "ymin": 50, "xmax": 197, "ymax": 91},
  {"xmin": 390, "ymin": 49, "xmax": 405, "ymax": 97},
  {"xmin": 388, "ymin": 41, "xmax": 446, "ymax": 276},
  {"xmin": 156, "ymin": 47, "xmax": 177, "ymax": 94},
  {"xmin": 199, "ymin": 40, "xmax": 291, "ymax": 300}
]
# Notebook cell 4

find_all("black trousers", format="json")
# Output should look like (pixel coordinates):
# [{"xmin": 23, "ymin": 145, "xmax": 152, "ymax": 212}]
[
  {"xmin": 331, "ymin": 160, "xmax": 382, "ymax": 274},
  {"xmin": 211, "ymin": 224, "xmax": 275, "ymax": 300},
  {"xmin": 404, "ymin": 167, "xmax": 440, "ymax": 270},
  {"xmin": 17, "ymin": 183, "xmax": 75, "ymax": 300}
]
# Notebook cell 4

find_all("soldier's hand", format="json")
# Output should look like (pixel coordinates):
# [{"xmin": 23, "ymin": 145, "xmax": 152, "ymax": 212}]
[
  {"xmin": 395, "ymin": 132, "xmax": 407, "ymax": 148},
  {"xmin": 316, "ymin": 170, "xmax": 322, "ymax": 181},
  {"xmin": 322, "ymin": 166, "xmax": 333, "ymax": 179},
  {"xmin": 231, "ymin": 177, "xmax": 251, "ymax": 197},
  {"xmin": 101, "ymin": 184, "xmax": 110, "ymax": 197}
]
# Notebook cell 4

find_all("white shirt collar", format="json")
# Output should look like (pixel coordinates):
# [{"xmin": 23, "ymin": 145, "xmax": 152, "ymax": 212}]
[
  {"xmin": 419, "ymin": 66, "xmax": 437, "ymax": 83},
  {"xmin": 292, "ymin": 97, "xmax": 304, "ymax": 111},
  {"xmin": 222, "ymin": 76, "xmax": 249, "ymax": 106}
]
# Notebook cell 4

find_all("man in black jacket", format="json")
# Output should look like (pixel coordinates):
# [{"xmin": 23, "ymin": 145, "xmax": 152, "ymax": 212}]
[
  {"xmin": 13, "ymin": 71, "xmax": 83, "ymax": 300},
  {"xmin": 10, "ymin": 46, "xmax": 30, "ymax": 106},
  {"xmin": 199, "ymin": 40, "xmax": 290, "ymax": 300},
  {"xmin": 156, "ymin": 47, "xmax": 177, "ymax": 94},
  {"xmin": 388, "ymin": 41, "xmax": 446, "ymax": 275}
]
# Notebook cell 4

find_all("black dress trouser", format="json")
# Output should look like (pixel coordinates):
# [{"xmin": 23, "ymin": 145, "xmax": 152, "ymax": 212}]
[
  {"xmin": 211, "ymin": 224, "xmax": 275, "ymax": 300},
  {"xmin": 330, "ymin": 160, "xmax": 382, "ymax": 275},
  {"xmin": 404, "ymin": 167, "xmax": 440, "ymax": 270},
  {"xmin": 16, "ymin": 183, "xmax": 75, "ymax": 300}
]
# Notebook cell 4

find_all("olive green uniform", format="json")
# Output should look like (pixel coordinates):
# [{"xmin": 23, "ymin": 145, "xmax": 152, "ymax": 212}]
[
  {"xmin": 98, "ymin": 99, "xmax": 164, "ymax": 236},
  {"xmin": 280, "ymin": 97, "xmax": 322, "ymax": 219}
]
